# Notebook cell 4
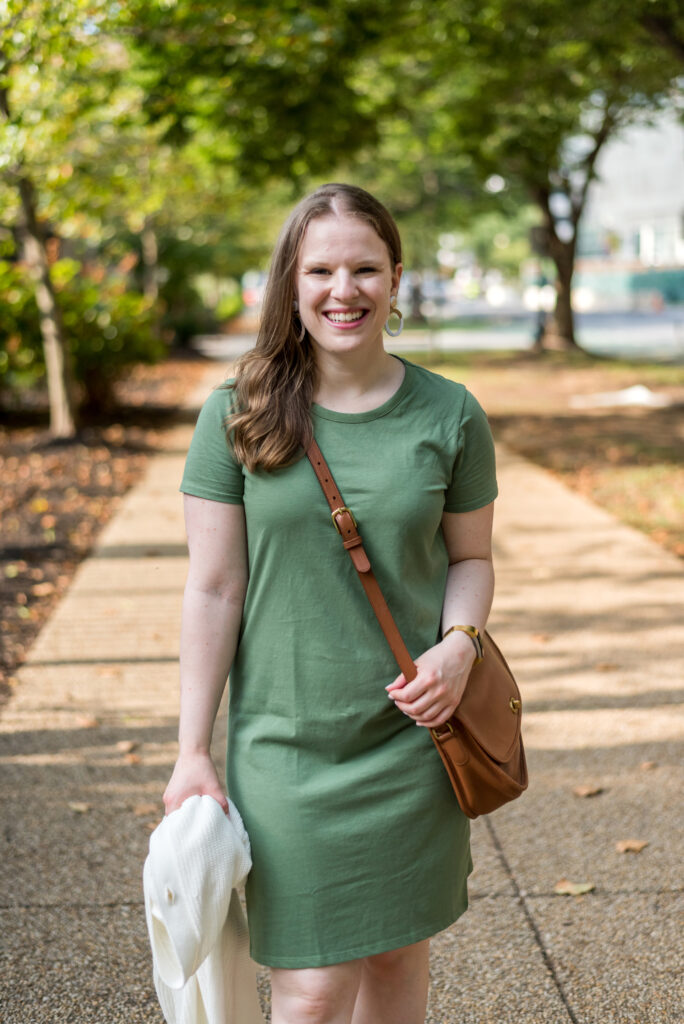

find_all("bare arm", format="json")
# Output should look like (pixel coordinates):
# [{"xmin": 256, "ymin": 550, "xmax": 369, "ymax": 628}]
[
  {"xmin": 387, "ymin": 502, "xmax": 495, "ymax": 728},
  {"xmin": 163, "ymin": 494, "xmax": 248, "ymax": 814}
]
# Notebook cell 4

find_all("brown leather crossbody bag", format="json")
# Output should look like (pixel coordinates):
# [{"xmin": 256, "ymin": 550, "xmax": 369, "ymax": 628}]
[{"xmin": 306, "ymin": 438, "xmax": 528, "ymax": 819}]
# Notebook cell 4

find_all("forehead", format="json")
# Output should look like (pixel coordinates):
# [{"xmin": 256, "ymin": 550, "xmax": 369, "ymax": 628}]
[{"xmin": 298, "ymin": 214, "xmax": 390, "ymax": 263}]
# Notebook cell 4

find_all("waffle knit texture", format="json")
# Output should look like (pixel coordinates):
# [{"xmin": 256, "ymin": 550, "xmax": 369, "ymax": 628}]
[{"xmin": 143, "ymin": 794, "xmax": 263, "ymax": 1024}]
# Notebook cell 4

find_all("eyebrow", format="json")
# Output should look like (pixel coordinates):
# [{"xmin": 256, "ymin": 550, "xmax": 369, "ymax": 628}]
[{"xmin": 299, "ymin": 255, "xmax": 384, "ymax": 267}]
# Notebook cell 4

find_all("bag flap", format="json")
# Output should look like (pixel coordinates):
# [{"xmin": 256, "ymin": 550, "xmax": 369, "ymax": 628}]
[{"xmin": 454, "ymin": 631, "xmax": 522, "ymax": 763}]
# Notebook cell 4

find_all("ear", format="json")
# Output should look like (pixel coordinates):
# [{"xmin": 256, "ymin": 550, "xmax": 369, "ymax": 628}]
[{"xmin": 391, "ymin": 262, "xmax": 403, "ymax": 297}]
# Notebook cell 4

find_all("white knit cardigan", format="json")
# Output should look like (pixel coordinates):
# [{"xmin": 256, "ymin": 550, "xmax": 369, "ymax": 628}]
[{"xmin": 143, "ymin": 794, "xmax": 263, "ymax": 1024}]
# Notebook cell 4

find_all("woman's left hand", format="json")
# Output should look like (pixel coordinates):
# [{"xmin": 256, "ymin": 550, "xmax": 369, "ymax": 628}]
[{"xmin": 385, "ymin": 631, "xmax": 476, "ymax": 729}]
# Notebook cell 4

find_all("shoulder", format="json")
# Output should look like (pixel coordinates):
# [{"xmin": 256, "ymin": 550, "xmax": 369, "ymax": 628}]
[
  {"xmin": 198, "ymin": 380, "xmax": 237, "ymax": 418},
  {"xmin": 191, "ymin": 380, "xmax": 239, "ymax": 438},
  {"xmin": 403, "ymin": 359, "xmax": 484, "ymax": 421},
  {"xmin": 404, "ymin": 359, "xmax": 467, "ymax": 399}
]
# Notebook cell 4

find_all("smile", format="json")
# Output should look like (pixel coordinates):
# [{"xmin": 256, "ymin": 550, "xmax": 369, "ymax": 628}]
[{"xmin": 323, "ymin": 310, "xmax": 368, "ymax": 324}]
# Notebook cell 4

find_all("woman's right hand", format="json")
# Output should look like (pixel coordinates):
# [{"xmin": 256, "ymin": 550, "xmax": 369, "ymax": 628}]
[{"xmin": 162, "ymin": 750, "xmax": 230, "ymax": 816}]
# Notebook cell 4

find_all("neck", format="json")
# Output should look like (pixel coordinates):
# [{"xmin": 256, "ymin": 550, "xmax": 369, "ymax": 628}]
[{"xmin": 313, "ymin": 345, "xmax": 404, "ymax": 413}]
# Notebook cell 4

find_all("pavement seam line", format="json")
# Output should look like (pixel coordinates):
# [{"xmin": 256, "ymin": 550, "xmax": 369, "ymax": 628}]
[{"xmin": 484, "ymin": 816, "xmax": 580, "ymax": 1024}]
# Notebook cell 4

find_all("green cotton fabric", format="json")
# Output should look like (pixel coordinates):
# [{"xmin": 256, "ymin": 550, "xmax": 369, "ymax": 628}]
[{"xmin": 180, "ymin": 357, "xmax": 498, "ymax": 968}]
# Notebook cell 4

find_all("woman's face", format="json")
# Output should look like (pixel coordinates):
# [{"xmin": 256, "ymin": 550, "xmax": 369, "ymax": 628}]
[{"xmin": 295, "ymin": 214, "xmax": 402, "ymax": 359}]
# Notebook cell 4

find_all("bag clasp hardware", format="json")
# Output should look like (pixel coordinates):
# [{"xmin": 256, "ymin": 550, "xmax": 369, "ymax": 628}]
[
  {"xmin": 431, "ymin": 721, "xmax": 455, "ymax": 741},
  {"xmin": 509, "ymin": 697, "xmax": 522, "ymax": 714},
  {"xmin": 331, "ymin": 506, "xmax": 357, "ymax": 534}
]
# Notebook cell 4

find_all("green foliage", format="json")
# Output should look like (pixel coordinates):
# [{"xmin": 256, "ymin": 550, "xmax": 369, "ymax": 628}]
[
  {"xmin": 118, "ymin": 0, "xmax": 396, "ymax": 182},
  {"xmin": 215, "ymin": 290, "xmax": 243, "ymax": 323},
  {"xmin": 2, "ymin": 0, "xmax": 682, "ymax": 398},
  {"xmin": 0, "ymin": 261, "xmax": 43, "ymax": 390},
  {"xmin": 0, "ymin": 259, "xmax": 164, "ymax": 406}
]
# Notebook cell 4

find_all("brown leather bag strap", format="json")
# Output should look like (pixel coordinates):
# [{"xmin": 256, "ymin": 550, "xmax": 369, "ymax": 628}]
[{"xmin": 306, "ymin": 438, "xmax": 417, "ymax": 683}]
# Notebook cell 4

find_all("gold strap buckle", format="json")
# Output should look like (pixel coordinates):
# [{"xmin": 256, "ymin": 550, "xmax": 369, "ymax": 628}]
[
  {"xmin": 331, "ymin": 506, "xmax": 357, "ymax": 534},
  {"xmin": 431, "ymin": 721, "xmax": 455, "ymax": 740},
  {"xmin": 509, "ymin": 698, "xmax": 522, "ymax": 714}
]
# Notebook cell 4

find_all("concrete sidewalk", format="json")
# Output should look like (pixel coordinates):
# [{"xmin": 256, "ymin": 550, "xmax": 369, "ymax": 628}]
[{"xmin": 1, "ymin": 365, "xmax": 682, "ymax": 1023}]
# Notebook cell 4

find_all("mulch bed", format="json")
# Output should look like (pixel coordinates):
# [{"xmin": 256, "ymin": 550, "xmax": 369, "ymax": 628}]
[{"xmin": 0, "ymin": 354, "xmax": 212, "ymax": 704}]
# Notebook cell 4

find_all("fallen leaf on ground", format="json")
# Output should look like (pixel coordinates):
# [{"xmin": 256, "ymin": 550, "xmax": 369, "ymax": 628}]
[
  {"xmin": 531, "ymin": 633, "xmax": 551, "ymax": 644},
  {"xmin": 75, "ymin": 714, "xmax": 100, "ymax": 728},
  {"xmin": 616, "ymin": 839, "xmax": 649, "ymax": 854},
  {"xmin": 554, "ymin": 878, "xmax": 595, "ymax": 896},
  {"xmin": 31, "ymin": 582, "xmax": 55, "ymax": 597},
  {"xmin": 116, "ymin": 739, "xmax": 139, "ymax": 754},
  {"xmin": 68, "ymin": 802, "xmax": 91, "ymax": 814},
  {"xmin": 572, "ymin": 784, "xmax": 604, "ymax": 798},
  {"xmin": 133, "ymin": 802, "xmax": 158, "ymax": 816},
  {"xmin": 595, "ymin": 662, "xmax": 619, "ymax": 672},
  {"xmin": 639, "ymin": 761, "xmax": 657, "ymax": 771},
  {"xmin": 125, "ymin": 753, "xmax": 142, "ymax": 765}
]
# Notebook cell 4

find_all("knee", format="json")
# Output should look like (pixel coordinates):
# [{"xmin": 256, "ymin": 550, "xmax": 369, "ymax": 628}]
[
  {"xmin": 272, "ymin": 966, "xmax": 358, "ymax": 1024},
  {"xmin": 364, "ymin": 940, "xmax": 429, "ymax": 984}
]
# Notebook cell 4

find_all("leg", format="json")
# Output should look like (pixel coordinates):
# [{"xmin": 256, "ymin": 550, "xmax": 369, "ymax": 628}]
[
  {"xmin": 271, "ymin": 960, "xmax": 363, "ymax": 1024},
  {"xmin": 351, "ymin": 939, "xmax": 430, "ymax": 1024}
]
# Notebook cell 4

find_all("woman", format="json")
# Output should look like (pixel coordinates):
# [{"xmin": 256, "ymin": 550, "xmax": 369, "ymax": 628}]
[{"xmin": 164, "ymin": 183, "xmax": 497, "ymax": 1024}]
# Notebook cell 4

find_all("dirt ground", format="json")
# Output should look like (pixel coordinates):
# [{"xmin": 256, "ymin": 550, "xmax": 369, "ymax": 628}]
[
  {"xmin": 412, "ymin": 350, "xmax": 684, "ymax": 559},
  {"xmin": 0, "ymin": 354, "xmax": 211, "ymax": 701}
]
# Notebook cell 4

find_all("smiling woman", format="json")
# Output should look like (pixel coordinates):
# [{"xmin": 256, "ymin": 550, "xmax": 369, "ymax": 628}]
[
  {"xmin": 226, "ymin": 184, "xmax": 405, "ymax": 471},
  {"xmin": 167, "ymin": 184, "xmax": 499, "ymax": 1024},
  {"xmin": 295, "ymin": 214, "xmax": 405, "ymax": 411}
]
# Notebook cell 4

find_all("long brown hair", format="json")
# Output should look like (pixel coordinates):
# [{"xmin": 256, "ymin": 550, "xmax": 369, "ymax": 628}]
[{"xmin": 228, "ymin": 183, "xmax": 402, "ymax": 472}]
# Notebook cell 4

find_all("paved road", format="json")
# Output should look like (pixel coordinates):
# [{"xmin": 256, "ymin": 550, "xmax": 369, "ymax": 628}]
[
  {"xmin": 193, "ymin": 308, "xmax": 684, "ymax": 362},
  {"xmin": 1, "ymin": 364, "xmax": 682, "ymax": 1023}
]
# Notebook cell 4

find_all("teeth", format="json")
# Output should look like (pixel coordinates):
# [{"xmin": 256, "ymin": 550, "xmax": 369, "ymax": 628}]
[{"xmin": 326, "ymin": 311, "xmax": 365, "ymax": 323}]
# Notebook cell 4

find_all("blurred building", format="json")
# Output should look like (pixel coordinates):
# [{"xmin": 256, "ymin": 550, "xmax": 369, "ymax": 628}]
[{"xmin": 575, "ymin": 109, "xmax": 684, "ymax": 308}]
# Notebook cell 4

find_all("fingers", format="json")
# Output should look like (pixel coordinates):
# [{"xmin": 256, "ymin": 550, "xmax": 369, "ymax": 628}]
[
  {"xmin": 163, "ymin": 782, "xmax": 230, "ymax": 817},
  {"xmin": 414, "ymin": 707, "xmax": 455, "ymax": 729},
  {"xmin": 216, "ymin": 794, "xmax": 230, "ymax": 816},
  {"xmin": 388, "ymin": 678, "xmax": 460, "ymax": 726},
  {"xmin": 390, "ymin": 679, "xmax": 447, "ymax": 717}
]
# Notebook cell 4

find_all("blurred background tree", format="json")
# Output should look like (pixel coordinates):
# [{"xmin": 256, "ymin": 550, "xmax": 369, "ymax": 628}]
[
  {"xmin": 356, "ymin": 0, "xmax": 683, "ymax": 347},
  {"xmin": 1, "ymin": 0, "xmax": 682, "ymax": 434}
]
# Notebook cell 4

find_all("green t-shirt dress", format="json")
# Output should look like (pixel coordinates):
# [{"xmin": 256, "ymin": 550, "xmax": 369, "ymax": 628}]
[{"xmin": 180, "ymin": 357, "xmax": 498, "ymax": 968}]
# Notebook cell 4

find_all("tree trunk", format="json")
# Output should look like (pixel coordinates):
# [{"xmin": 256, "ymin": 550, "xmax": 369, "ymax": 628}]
[
  {"xmin": 0, "ymin": 58, "xmax": 77, "ymax": 436},
  {"xmin": 546, "ymin": 235, "xmax": 579, "ymax": 350},
  {"xmin": 141, "ymin": 217, "xmax": 159, "ymax": 302},
  {"xmin": 18, "ymin": 177, "xmax": 78, "ymax": 437},
  {"xmin": 531, "ymin": 186, "xmax": 581, "ymax": 351}
]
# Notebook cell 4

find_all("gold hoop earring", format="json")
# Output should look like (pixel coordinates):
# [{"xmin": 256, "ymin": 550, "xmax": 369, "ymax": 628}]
[
  {"xmin": 293, "ymin": 299, "xmax": 306, "ymax": 343},
  {"xmin": 384, "ymin": 299, "xmax": 404, "ymax": 338}
]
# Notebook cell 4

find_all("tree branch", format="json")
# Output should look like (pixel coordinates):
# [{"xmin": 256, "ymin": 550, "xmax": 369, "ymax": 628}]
[
  {"xmin": 571, "ymin": 108, "xmax": 615, "ymax": 224},
  {"xmin": 640, "ymin": 13, "xmax": 684, "ymax": 64}
]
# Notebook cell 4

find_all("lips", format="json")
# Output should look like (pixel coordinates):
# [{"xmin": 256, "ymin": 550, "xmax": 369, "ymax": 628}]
[{"xmin": 323, "ymin": 309, "xmax": 369, "ymax": 325}]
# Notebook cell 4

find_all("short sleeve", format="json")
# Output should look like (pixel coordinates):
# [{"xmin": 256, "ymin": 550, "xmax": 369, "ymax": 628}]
[
  {"xmin": 180, "ymin": 384, "xmax": 244, "ymax": 504},
  {"xmin": 443, "ymin": 390, "xmax": 498, "ymax": 513}
]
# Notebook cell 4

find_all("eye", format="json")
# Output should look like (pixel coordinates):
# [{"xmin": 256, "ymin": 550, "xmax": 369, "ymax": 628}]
[
  {"xmin": 358, "ymin": 266, "xmax": 378, "ymax": 274},
  {"xmin": 309, "ymin": 267, "xmax": 331, "ymax": 275}
]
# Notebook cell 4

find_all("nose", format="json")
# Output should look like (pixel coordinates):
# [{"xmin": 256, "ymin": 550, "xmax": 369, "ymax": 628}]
[{"xmin": 330, "ymin": 269, "xmax": 358, "ymax": 301}]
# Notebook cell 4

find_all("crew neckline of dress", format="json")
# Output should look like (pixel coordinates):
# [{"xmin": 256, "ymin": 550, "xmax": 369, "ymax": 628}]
[{"xmin": 311, "ymin": 356, "xmax": 412, "ymax": 423}]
